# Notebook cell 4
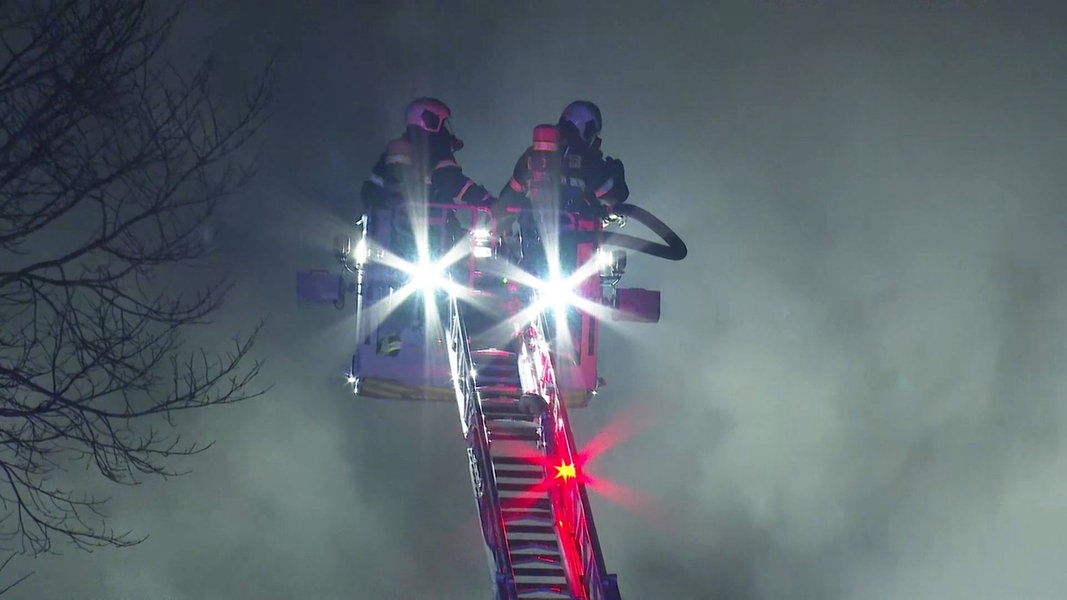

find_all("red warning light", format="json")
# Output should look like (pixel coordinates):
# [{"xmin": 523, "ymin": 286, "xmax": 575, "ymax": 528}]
[{"xmin": 554, "ymin": 461, "xmax": 576, "ymax": 482}]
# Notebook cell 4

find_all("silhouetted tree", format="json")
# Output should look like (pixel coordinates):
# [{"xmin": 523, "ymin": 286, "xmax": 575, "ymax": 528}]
[{"xmin": 0, "ymin": 0, "xmax": 274, "ymax": 577}]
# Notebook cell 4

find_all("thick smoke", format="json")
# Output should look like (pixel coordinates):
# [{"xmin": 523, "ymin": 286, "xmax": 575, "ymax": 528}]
[{"xmin": 8, "ymin": 2, "xmax": 1066, "ymax": 599}]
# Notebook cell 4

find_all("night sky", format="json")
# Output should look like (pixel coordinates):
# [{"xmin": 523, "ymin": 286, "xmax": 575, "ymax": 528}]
[{"xmin": 8, "ymin": 1, "xmax": 1067, "ymax": 598}]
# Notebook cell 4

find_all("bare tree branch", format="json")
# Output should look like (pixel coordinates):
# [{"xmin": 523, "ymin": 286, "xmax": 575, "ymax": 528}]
[
  {"xmin": 0, "ymin": 0, "xmax": 276, "ymax": 582},
  {"xmin": 0, "ymin": 552, "xmax": 33, "ymax": 595}
]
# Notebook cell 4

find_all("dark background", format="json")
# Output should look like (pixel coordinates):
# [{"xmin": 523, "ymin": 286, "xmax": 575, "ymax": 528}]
[{"xmin": 8, "ymin": 1, "xmax": 1067, "ymax": 598}]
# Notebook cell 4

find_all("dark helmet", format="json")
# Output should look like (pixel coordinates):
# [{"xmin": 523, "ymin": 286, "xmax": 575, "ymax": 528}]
[
  {"xmin": 557, "ymin": 100, "xmax": 602, "ymax": 149},
  {"xmin": 404, "ymin": 96, "xmax": 463, "ymax": 150}
]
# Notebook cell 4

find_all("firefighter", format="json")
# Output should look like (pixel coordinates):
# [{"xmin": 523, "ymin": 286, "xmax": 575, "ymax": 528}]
[
  {"xmin": 360, "ymin": 97, "xmax": 495, "ymax": 210},
  {"xmin": 497, "ymin": 100, "xmax": 629, "ymax": 220}
]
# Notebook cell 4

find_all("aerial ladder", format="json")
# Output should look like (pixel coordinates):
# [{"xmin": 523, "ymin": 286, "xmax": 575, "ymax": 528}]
[
  {"xmin": 297, "ymin": 124, "xmax": 687, "ymax": 599},
  {"xmin": 449, "ymin": 291, "xmax": 618, "ymax": 598}
]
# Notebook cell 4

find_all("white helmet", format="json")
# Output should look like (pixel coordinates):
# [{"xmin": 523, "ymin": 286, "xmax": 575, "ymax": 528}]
[{"xmin": 405, "ymin": 97, "xmax": 451, "ymax": 133}]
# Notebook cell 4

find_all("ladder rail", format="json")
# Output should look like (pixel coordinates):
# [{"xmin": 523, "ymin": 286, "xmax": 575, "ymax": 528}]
[
  {"xmin": 520, "ymin": 315, "xmax": 621, "ymax": 600},
  {"xmin": 446, "ymin": 294, "xmax": 519, "ymax": 598}
]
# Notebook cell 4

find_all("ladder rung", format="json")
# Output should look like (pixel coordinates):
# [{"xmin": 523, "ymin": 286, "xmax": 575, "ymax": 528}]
[
  {"xmin": 503, "ymin": 512, "xmax": 554, "ymax": 525},
  {"xmin": 477, "ymin": 364, "xmax": 517, "ymax": 373},
  {"xmin": 478, "ymin": 385, "xmax": 521, "ymax": 398},
  {"xmin": 475, "ymin": 357, "xmax": 517, "ymax": 368},
  {"xmin": 514, "ymin": 583, "xmax": 569, "ymax": 597},
  {"xmin": 512, "ymin": 554, "xmax": 560, "ymax": 567},
  {"xmin": 508, "ymin": 540, "xmax": 559, "ymax": 554},
  {"xmin": 502, "ymin": 503, "xmax": 552, "ymax": 513},
  {"xmin": 490, "ymin": 465, "xmax": 542, "ymax": 474},
  {"xmin": 493, "ymin": 455, "xmax": 537, "ymax": 466},
  {"xmin": 511, "ymin": 553, "xmax": 563, "ymax": 563},
  {"xmin": 503, "ymin": 511, "xmax": 554, "ymax": 525},
  {"xmin": 496, "ymin": 481, "xmax": 542, "ymax": 492},
  {"xmin": 478, "ymin": 361, "xmax": 517, "ymax": 371},
  {"xmin": 482, "ymin": 398, "xmax": 522, "ymax": 409},
  {"xmin": 507, "ymin": 524, "xmax": 556, "ymax": 535},
  {"xmin": 494, "ymin": 468, "xmax": 544, "ymax": 480},
  {"xmin": 471, "ymin": 345, "xmax": 516, "ymax": 354},
  {"xmin": 514, "ymin": 567, "xmax": 571, "ymax": 580},
  {"xmin": 481, "ymin": 394, "xmax": 521, "ymax": 404},
  {"xmin": 476, "ymin": 376, "xmax": 517, "ymax": 387},
  {"xmin": 488, "ymin": 418, "xmax": 538, "ymax": 429},
  {"xmin": 491, "ymin": 429, "xmax": 539, "ymax": 442},
  {"xmin": 483, "ymin": 409, "xmax": 525, "ymax": 421},
  {"xmin": 501, "ymin": 498, "xmax": 551, "ymax": 511}
]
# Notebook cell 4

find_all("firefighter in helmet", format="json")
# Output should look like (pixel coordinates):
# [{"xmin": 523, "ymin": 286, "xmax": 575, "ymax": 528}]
[
  {"xmin": 360, "ymin": 97, "xmax": 495, "ymax": 210},
  {"xmin": 498, "ymin": 100, "xmax": 629, "ymax": 219},
  {"xmin": 359, "ymin": 98, "xmax": 495, "ymax": 346}
]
